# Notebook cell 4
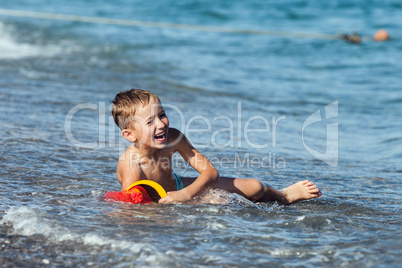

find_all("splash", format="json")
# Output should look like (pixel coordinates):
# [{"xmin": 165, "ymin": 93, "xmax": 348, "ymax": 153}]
[
  {"xmin": 0, "ymin": 206, "xmax": 162, "ymax": 256},
  {"xmin": 190, "ymin": 188, "xmax": 257, "ymax": 207},
  {"xmin": 0, "ymin": 21, "xmax": 62, "ymax": 59}
]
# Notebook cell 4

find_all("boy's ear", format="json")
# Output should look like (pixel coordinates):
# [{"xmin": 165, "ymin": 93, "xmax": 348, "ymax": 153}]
[{"xmin": 121, "ymin": 129, "xmax": 137, "ymax": 142}]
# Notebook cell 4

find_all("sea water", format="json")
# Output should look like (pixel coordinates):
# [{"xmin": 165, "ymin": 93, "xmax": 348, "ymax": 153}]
[{"xmin": 0, "ymin": 0, "xmax": 401, "ymax": 267}]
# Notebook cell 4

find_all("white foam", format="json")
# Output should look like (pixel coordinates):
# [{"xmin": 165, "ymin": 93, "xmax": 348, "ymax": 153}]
[
  {"xmin": 91, "ymin": 189, "xmax": 106, "ymax": 197},
  {"xmin": 0, "ymin": 206, "xmax": 167, "ymax": 261},
  {"xmin": 0, "ymin": 21, "xmax": 62, "ymax": 59},
  {"xmin": 191, "ymin": 188, "xmax": 255, "ymax": 206},
  {"xmin": 0, "ymin": 206, "xmax": 75, "ymax": 240},
  {"xmin": 268, "ymin": 248, "xmax": 299, "ymax": 257},
  {"xmin": 206, "ymin": 221, "xmax": 227, "ymax": 230}
]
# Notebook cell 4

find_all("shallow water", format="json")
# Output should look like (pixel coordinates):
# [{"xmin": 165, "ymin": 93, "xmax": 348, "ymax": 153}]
[{"xmin": 0, "ymin": 0, "xmax": 401, "ymax": 267}]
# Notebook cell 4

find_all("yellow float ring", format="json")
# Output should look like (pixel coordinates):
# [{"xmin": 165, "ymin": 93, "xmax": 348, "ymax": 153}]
[{"xmin": 125, "ymin": 180, "xmax": 167, "ymax": 198}]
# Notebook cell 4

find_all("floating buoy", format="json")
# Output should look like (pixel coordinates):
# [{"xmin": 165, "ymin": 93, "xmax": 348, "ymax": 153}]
[{"xmin": 374, "ymin": 29, "xmax": 390, "ymax": 41}]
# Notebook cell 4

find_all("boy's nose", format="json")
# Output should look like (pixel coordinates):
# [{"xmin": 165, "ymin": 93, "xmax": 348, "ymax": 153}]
[{"xmin": 155, "ymin": 117, "xmax": 166, "ymax": 128}]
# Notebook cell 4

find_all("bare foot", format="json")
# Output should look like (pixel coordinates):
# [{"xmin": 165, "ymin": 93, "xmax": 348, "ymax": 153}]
[{"xmin": 280, "ymin": 180, "xmax": 322, "ymax": 205}]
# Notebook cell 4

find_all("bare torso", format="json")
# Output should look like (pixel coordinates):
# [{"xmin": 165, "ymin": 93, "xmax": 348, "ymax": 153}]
[{"xmin": 117, "ymin": 128, "xmax": 181, "ymax": 191}]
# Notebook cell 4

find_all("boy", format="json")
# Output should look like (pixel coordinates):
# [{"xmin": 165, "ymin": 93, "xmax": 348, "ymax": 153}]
[{"xmin": 111, "ymin": 89, "xmax": 322, "ymax": 204}]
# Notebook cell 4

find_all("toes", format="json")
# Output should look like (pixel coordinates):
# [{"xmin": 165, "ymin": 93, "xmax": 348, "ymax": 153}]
[
  {"xmin": 312, "ymin": 190, "xmax": 322, "ymax": 197},
  {"xmin": 311, "ymin": 187, "xmax": 319, "ymax": 193},
  {"xmin": 304, "ymin": 181, "xmax": 314, "ymax": 187},
  {"xmin": 307, "ymin": 184, "xmax": 317, "ymax": 191}
]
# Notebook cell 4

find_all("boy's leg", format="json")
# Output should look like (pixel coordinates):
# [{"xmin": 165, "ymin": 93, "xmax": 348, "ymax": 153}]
[
  {"xmin": 182, "ymin": 176, "xmax": 321, "ymax": 204},
  {"xmin": 213, "ymin": 177, "xmax": 266, "ymax": 201},
  {"xmin": 214, "ymin": 177, "xmax": 286, "ymax": 203}
]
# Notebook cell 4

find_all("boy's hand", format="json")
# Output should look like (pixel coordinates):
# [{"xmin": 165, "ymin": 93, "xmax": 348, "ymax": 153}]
[{"xmin": 158, "ymin": 190, "xmax": 190, "ymax": 203}]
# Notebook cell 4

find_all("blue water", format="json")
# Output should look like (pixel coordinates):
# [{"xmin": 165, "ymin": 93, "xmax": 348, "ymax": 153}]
[{"xmin": 0, "ymin": 0, "xmax": 401, "ymax": 266}]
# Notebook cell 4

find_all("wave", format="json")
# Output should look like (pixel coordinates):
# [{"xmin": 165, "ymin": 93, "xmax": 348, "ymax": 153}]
[
  {"xmin": 0, "ymin": 21, "xmax": 62, "ymax": 59},
  {"xmin": 0, "ymin": 206, "xmax": 170, "ymax": 263}
]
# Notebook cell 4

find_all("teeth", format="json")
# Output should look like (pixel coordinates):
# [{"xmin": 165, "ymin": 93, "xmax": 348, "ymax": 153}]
[{"xmin": 155, "ymin": 131, "xmax": 165, "ymax": 140}]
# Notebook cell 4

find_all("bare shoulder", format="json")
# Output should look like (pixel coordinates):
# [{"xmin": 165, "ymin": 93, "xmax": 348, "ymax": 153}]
[
  {"xmin": 168, "ymin": 127, "xmax": 196, "ymax": 161},
  {"xmin": 167, "ymin": 127, "xmax": 188, "ymax": 149},
  {"xmin": 116, "ymin": 146, "xmax": 142, "ymax": 190},
  {"xmin": 168, "ymin": 127, "xmax": 184, "ymax": 141}
]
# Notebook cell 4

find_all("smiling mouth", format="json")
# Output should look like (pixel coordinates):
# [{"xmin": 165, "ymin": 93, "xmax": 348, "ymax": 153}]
[{"xmin": 154, "ymin": 131, "xmax": 166, "ymax": 141}]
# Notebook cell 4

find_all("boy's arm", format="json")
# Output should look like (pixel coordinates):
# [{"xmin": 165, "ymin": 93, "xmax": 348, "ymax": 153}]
[
  {"xmin": 117, "ymin": 151, "xmax": 141, "ymax": 191},
  {"xmin": 159, "ymin": 130, "xmax": 219, "ymax": 203}
]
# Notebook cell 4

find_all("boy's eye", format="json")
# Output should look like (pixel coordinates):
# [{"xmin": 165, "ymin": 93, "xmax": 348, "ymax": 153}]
[{"xmin": 159, "ymin": 112, "xmax": 166, "ymax": 118}]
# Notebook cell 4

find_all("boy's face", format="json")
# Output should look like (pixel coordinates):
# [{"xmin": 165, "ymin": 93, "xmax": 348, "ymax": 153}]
[{"xmin": 128, "ymin": 98, "xmax": 169, "ymax": 149}]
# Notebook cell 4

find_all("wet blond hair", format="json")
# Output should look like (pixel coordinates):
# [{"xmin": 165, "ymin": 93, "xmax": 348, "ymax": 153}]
[{"xmin": 111, "ymin": 89, "xmax": 160, "ymax": 130}]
